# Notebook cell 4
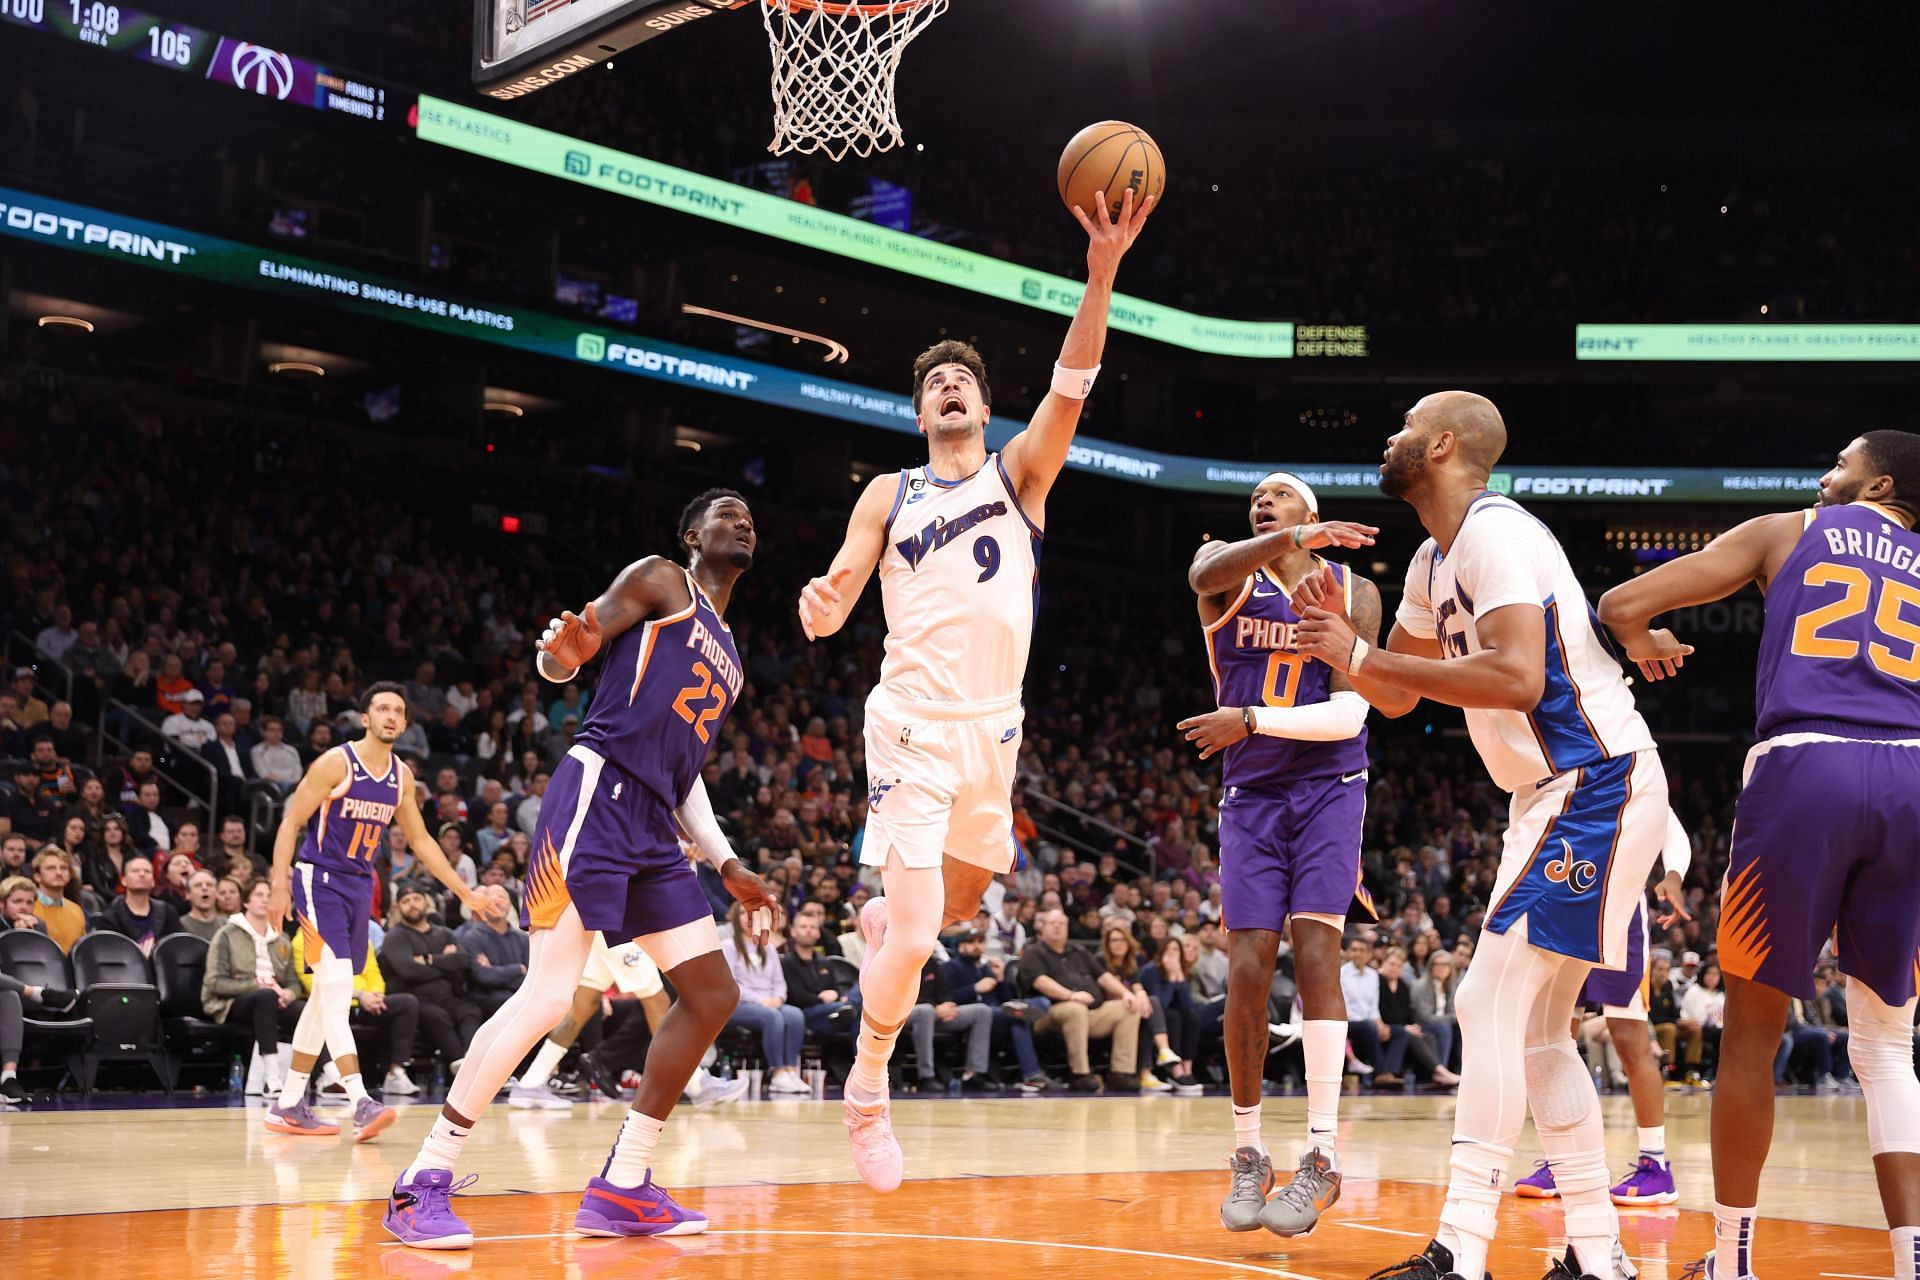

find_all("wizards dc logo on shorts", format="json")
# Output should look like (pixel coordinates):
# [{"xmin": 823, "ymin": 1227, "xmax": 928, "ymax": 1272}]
[
  {"xmin": 1543, "ymin": 838, "xmax": 1599, "ymax": 894},
  {"xmin": 868, "ymin": 777, "xmax": 898, "ymax": 811}
]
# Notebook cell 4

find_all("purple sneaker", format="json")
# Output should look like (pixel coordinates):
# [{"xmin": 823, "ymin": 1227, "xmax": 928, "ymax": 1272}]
[
  {"xmin": 1611, "ymin": 1153, "xmax": 1679, "ymax": 1206},
  {"xmin": 354, "ymin": 1096, "xmax": 398, "ymax": 1143},
  {"xmin": 384, "ymin": 1169, "xmax": 478, "ymax": 1249},
  {"xmin": 1514, "ymin": 1159, "xmax": 1559, "ymax": 1198},
  {"xmin": 264, "ymin": 1099, "xmax": 339, "ymax": 1136},
  {"xmin": 574, "ymin": 1172, "xmax": 710, "ymax": 1237}
]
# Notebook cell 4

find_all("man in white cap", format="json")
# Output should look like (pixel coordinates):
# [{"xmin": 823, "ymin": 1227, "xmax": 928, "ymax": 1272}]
[
  {"xmin": 161, "ymin": 688, "xmax": 218, "ymax": 750},
  {"xmin": 1175, "ymin": 471, "xmax": 1381, "ymax": 1239}
]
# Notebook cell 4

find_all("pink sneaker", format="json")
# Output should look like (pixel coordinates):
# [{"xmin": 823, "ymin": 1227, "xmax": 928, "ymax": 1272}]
[
  {"xmin": 844, "ymin": 1094, "xmax": 904, "ymax": 1192},
  {"xmin": 857, "ymin": 896, "xmax": 889, "ymax": 970}
]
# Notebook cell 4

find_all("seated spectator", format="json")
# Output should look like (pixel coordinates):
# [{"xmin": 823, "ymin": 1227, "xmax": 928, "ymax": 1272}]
[
  {"xmin": 62, "ymin": 775, "xmax": 112, "ymax": 847},
  {"xmin": 474, "ymin": 802, "xmax": 515, "ymax": 863},
  {"xmin": 1410, "ymin": 949, "xmax": 1461, "ymax": 1074},
  {"xmin": 10, "ymin": 668, "xmax": 49, "ymax": 728},
  {"xmin": 250, "ymin": 716, "xmax": 303, "ymax": 791},
  {"xmin": 943, "ymin": 924, "xmax": 1057, "ymax": 1092},
  {"xmin": 1099, "ymin": 922, "xmax": 1181, "ymax": 1093},
  {"xmin": 721, "ymin": 901, "xmax": 809, "ymax": 1095},
  {"xmin": 428, "ymin": 704, "xmax": 475, "ymax": 757},
  {"xmin": 213, "ymin": 876, "xmax": 244, "ymax": 918},
  {"xmin": 1137, "ymin": 935, "xmax": 1201, "ymax": 1093},
  {"xmin": 1191, "ymin": 920, "xmax": 1230, "ymax": 999},
  {"xmin": 453, "ymin": 885, "xmax": 528, "ymax": 1016},
  {"xmin": 380, "ymin": 887, "xmax": 482, "ymax": 1071},
  {"xmin": 0, "ymin": 692, "xmax": 25, "ymax": 761},
  {"xmin": 126, "ymin": 781, "xmax": 170, "ymax": 856},
  {"xmin": 213, "ymin": 816, "xmax": 263, "ymax": 882},
  {"xmin": 156, "ymin": 851, "xmax": 198, "ymax": 913},
  {"xmin": 514, "ymin": 772, "xmax": 549, "ymax": 837},
  {"xmin": 286, "ymin": 670, "xmax": 327, "ymax": 734},
  {"xmin": 202, "ymin": 879, "xmax": 307, "ymax": 1096},
  {"xmin": 33, "ymin": 604, "xmax": 77, "ymax": 664},
  {"xmin": 985, "ymin": 892, "xmax": 1027, "ymax": 961},
  {"xmin": 178, "ymin": 868, "xmax": 226, "ymax": 943},
  {"xmin": 15, "ymin": 740, "xmax": 81, "ymax": 842},
  {"xmin": 1340, "ymin": 935, "xmax": 1385, "ymax": 1079},
  {"xmin": 162, "ymin": 689, "xmax": 217, "ymax": 750},
  {"xmin": 1022, "ymin": 908, "xmax": 1141, "ymax": 1093},
  {"xmin": 0, "ymin": 833, "xmax": 28, "ymax": 879},
  {"xmin": 29, "ymin": 848, "xmax": 86, "ymax": 952},
  {"xmin": 200, "ymin": 713, "xmax": 255, "ymax": 816},
  {"xmin": 116, "ymin": 749, "xmax": 158, "ymax": 813},
  {"xmin": 290, "ymin": 928, "xmax": 421, "ymax": 1097},
  {"xmin": 1376, "ymin": 946, "xmax": 1459, "ymax": 1087},
  {"xmin": 4, "ymin": 874, "xmax": 51, "ymax": 939},
  {"xmin": 1677, "ymin": 959, "xmax": 1725, "ymax": 1080},
  {"xmin": 99, "ymin": 855, "xmax": 182, "ymax": 955},
  {"xmin": 1646, "ymin": 953, "xmax": 1682, "ymax": 1076},
  {"xmin": 781, "ymin": 909, "xmax": 852, "ymax": 1038},
  {"xmin": 436, "ymin": 823, "xmax": 479, "ymax": 889},
  {"xmin": 0, "ymin": 901, "xmax": 77, "ymax": 1103},
  {"xmin": 28, "ymin": 701, "xmax": 88, "ymax": 765}
]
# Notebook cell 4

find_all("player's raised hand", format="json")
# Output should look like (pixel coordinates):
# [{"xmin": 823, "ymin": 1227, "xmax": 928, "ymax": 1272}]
[
  {"xmin": 1292, "ymin": 520, "xmax": 1379, "ymax": 552},
  {"xmin": 1176, "ymin": 707, "xmax": 1250, "ymax": 760},
  {"xmin": 540, "ymin": 602, "xmax": 603, "ymax": 669},
  {"xmin": 1291, "ymin": 563, "xmax": 1347, "ymax": 617},
  {"xmin": 1624, "ymin": 628, "xmax": 1694, "ymax": 682},
  {"xmin": 722, "ymin": 861, "xmax": 785, "ymax": 944},
  {"xmin": 1653, "ymin": 870, "xmax": 1691, "ymax": 930},
  {"xmin": 1296, "ymin": 607, "xmax": 1363, "ymax": 673},
  {"xmin": 460, "ymin": 886, "xmax": 507, "ymax": 923},
  {"xmin": 266, "ymin": 877, "xmax": 292, "ymax": 932},
  {"xmin": 1071, "ymin": 184, "xmax": 1156, "ymax": 280},
  {"xmin": 797, "ymin": 567, "xmax": 853, "ymax": 641}
]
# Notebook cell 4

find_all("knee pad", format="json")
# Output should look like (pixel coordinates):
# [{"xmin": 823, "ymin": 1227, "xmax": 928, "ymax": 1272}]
[
  {"xmin": 1525, "ymin": 1042, "xmax": 1595, "ymax": 1134},
  {"xmin": 1846, "ymin": 979, "xmax": 1920, "ymax": 1156}
]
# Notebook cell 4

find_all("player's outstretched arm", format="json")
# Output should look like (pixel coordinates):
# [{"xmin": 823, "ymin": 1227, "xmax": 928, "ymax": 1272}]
[
  {"xmin": 798, "ymin": 474, "xmax": 895, "ymax": 641},
  {"xmin": 537, "ymin": 557, "xmax": 683, "ymax": 683},
  {"xmin": 266, "ymin": 749, "xmax": 347, "ymax": 929},
  {"xmin": 1293, "ymin": 566, "xmax": 1424, "ymax": 717},
  {"xmin": 393, "ymin": 763, "xmax": 503, "ymax": 922},
  {"xmin": 1187, "ymin": 522, "xmax": 1379, "ymax": 596},
  {"xmin": 1001, "ymin": 186, "xmax": 1155, "ymax": 512},
  {"xmin": 1596, "ymin": 511, "xmax": 1804, "ymax": 679},
  {"xmin": 1299, "ymin": 602, "xmax": 1546, "ymax": 713}
]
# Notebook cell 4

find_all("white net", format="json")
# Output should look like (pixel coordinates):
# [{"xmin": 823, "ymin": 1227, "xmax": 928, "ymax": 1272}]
[{"xmin": 761, "ymin": 0, "xmax": 948, "ymax": 160}]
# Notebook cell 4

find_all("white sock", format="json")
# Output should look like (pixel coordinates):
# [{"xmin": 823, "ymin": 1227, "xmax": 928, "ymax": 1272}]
[
  {"xmin": 1437, "ymin": 1142, "xmax": 1505, "ymax": 1280},
  {"xmin": 2, "ymin": 1067, "xmax": 17, "ymax": 1082},
  {"xmin": 1232, "ymin": 1102, "xmax": 1264, "ymax": 1156},
  {"xmin": 1892, "ymin": 1225, "xmax": 1918, "ymax": 1280},
  {"xmin": 1302, "ymin": 1019, "xmax": 1344, "ymax": 1158},
  {"xmin": 1637, "ymin": 1124, "xmax": 1665, "ymax": 1160},
  {"xmin": 520, "ymin": 1039, "xmax": 569, "ymax": 1091},
  {"xmin": 850, "ymin": 1018, "xmax": 900, "ymax": 1101},
  {"xmin": 1714, "ymin": 1201, "xmax": 1756, "ymax": 1279},
  {"xmin": 341, "ymin": 1072, "xmax": 369, "ymax": 1105},
  {"xmin": 604, "ymin": 1110, "xmax": 666, "ymax": 1186},
  {"xmin": 276, "ymin": 1068, "xmax": 311, "ymax": 1109},
  {"xmin": 405, "ymin": 1114, "xmax": 473, "ymax": 1181}
]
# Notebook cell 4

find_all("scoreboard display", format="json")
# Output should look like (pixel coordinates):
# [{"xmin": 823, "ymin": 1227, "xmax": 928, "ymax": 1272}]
[{"xmin": 1, "ymin": 0, "xmax": 403, "ymax": 125}]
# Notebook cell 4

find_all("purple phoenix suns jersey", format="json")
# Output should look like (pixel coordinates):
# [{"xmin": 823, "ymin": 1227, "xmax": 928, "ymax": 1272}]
[
  {"xmin": 1756, "ymin": 501, "xmax": 1920, "ymax": 739},
  {"xmin": 576, "ymin": 567, "xmax": 744, "ymax": 808},
  {"xmin": 1205, "ymin": 559, "xmax": 1369, "ymax": 790},
  {"xmin": 299, "ymin": 741, "xmax": 400, "ymax": 877}
]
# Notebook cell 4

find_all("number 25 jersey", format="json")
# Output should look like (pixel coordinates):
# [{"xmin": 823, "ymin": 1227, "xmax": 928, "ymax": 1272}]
[{"xmin": 876, "ymin": 454, "xmax": 1042, "ymax": 705}]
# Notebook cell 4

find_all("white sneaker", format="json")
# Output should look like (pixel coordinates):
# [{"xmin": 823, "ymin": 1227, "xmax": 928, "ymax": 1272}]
[
  {"xmin": 768, "ymin": 1071, "xmax": 811, "ymax": 1095},
  {"xmin": 509, "ymin": 1081, "xmax": 574, "ymax": 1110},
  {"xmin": 383, "ymin": 1067, "xmax": 421, "ymax": 1097},
  {"xmin": 844, "ymin": 1092, "xmax": 903, "ymax": 1192},
  {"xmin": 685, "ymin": 1074, "xmax": 749, "ymax": 1108}
]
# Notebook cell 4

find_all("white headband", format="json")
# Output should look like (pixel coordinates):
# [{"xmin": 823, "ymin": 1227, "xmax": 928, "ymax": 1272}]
[{"xmin": 1262, "ymin": 471, "xmax": 1320, "ymax": 520}]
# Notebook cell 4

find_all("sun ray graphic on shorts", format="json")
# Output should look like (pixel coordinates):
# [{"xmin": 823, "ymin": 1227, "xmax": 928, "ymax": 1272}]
[{"xmin": 1717, "ymin": 858, "xmax": 1773, "ymax": 978}]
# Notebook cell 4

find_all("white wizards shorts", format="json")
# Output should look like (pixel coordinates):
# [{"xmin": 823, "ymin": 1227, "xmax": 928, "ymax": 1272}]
[
  {"xmin": 579, "ymin": 933, "xmax": 665, "ymax": 998},
  {"xmin": 860, "ymin": 685, "xmax": 1024, "ymax": 874}
]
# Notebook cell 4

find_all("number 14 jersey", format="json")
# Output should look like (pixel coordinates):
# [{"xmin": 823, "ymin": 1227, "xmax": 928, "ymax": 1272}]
[{"xmin": 876, "ymin": 454, "xmax": 1042, "ymax": 706}]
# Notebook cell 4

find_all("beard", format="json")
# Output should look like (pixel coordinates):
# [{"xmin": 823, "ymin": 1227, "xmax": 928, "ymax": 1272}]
[
  {"xmin": 726, "ymin": 548, "xmax": 754, "ymax": 570},
  {"xmin": 1816, "ymin": 477, "xmax": 1863, "ymax": 507},
  {"xmin": 370, "ymin": 724, "xmax": 401, "ymax": 743},
  {"xmin": 1379, "ymin": 446, "xmax": 1428, "ymax": 500}
]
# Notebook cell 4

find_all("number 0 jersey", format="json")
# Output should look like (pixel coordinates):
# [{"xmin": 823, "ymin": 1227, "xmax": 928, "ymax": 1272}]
[
  {"xmin": 876, "ymin": 454, "xmax": 1042, "ymax": 706},
  {"xmin": 1755, "ymin": 501, "xmax": 1920, "ymax": 739},
  {"xmin": 298, "ymin": 741, "xmax": 400, "ymax": 877},
  {"xmin": 574, "ymin": 567, "xmax": 744, "ymax": 809}
]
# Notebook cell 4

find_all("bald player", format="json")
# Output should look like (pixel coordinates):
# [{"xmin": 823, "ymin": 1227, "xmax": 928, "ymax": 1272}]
[
  {"xmin": 1297, "ymin": 392, "xmax": 1666, "ymax": 1280},
  {"xmin": 1176, "ymin": 471, "xmax": 1379, "ymax": 1239}
]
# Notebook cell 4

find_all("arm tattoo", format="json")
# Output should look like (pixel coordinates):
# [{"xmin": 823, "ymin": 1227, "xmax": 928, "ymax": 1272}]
[{"xmin": 1330, "ymin": 576, "xmax": 1384, "ymax": 695}]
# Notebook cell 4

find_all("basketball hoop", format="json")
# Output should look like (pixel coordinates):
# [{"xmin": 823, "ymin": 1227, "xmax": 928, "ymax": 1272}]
[{"xmin": 761, "ymin": 0, "xmax": 947, "ymax": 161}]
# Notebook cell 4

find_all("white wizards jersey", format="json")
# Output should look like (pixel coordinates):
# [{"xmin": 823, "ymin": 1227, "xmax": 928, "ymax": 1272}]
[
  {"xmin": 1396, "ymin": 492, "xmax": 1653, "ymax": 791},
  {"xmin": 876, "ymin": 453, "xmax": 1042, "ymax": 705}
]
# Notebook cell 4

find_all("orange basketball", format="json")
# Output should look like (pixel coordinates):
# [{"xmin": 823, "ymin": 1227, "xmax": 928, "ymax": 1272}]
[{"xmin": 1056, "ymin": 120, "xmax": 1166, "ymax": 224}]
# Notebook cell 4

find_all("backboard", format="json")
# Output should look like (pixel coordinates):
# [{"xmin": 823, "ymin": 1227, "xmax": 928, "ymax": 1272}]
[{"xmin": 472, "ymin": 0, "xmax": 750, "ymax": 100}]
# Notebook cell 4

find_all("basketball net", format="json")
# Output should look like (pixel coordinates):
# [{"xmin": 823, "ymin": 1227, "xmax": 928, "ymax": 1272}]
[{"xmin": 761, "ymin": 0, "xmax": 947, "ymax": 160}]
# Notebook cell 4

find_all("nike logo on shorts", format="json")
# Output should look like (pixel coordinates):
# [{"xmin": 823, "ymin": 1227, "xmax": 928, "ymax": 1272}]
[{"xmin": 1340, "ymin": 771, "xmax": 1367, "ymax": 784}]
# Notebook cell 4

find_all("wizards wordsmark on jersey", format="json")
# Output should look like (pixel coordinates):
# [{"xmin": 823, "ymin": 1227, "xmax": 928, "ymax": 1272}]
[
  {"xmin": 1204, "ymin": 560, "xmax": 1369, "ymax": 790},
  {"xmin": 895, "ymin": 501, "xmax": 1011, "ymax": 571},
  {"xmin": 574, "ymin": 567, "xmax": 744, "ymax": 809},
  {"xmin": 299, "ymin": 741, "xmax": 400, "ymax": 877}
]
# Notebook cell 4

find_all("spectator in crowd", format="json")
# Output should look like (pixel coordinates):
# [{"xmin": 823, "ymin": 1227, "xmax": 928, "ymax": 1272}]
[
  {"xmin": 0, "ymin": 902, "xmax": 76, "ymax": 1103},
  {"xmin": 172, "ymin": 820, "xmax": 204, "ymax": 866},
  {"xmin": 1023, "ymin": 908, "xmax": 1142, "ymax": 1094},
  {"xmin": 436, "ymin": 823, "xmax": 479, "ymax": 890},
  {"xmin": 10, "ymin": 668, "xmax": 49, "ymax": 728},
  {"xmin": 162, "ymin": 689, "xmax": 216, "ymax": 750},
  {"xmin": 1375, "ymin": 946, "xmax": 1459, "ymax": 1087},
  {"xmin": 1340, "ymin": 935, "xmax": 1385, "ymax": 1079},
  {"xmin": 781, "ymin": 908, "xmax": 851, "ymax": 1039},
  {"xmin": 1411, "ymin": 948, "xmax": 1461, "ymax": 1074},
  {"xmin": 287, "ymin": 670, "xmax": 327, "ymax": 734},
  {"xmin": 55, "ymin": 816, "xmax": 93, "ymax": 879},
  {"xmin": 116, "ymin": 749, "xmax": 157, "ymax": 812},
  {"xmin": 721, "ymin": 901, "xmax": 810, "ymax": 1095},
  {"xmin": 302, "ymin": 720, "xmax": 337, "ymax": 766},
  {"xmin": 213, "ymin": 876, "xmax": 244, "ymax": 917},
  {"xmin": 0, "ymin": 833, "xmax": 28, "ymax": 879},
  {"xmin": 1190, "ymin": 919, "xmax": 1230, "ymax": 999},
  {"xmin": 178, "ymin": 868, "xmax": 225, "ymax": 943},
  {"xmin": 453, "ymin": 884, "xmax": 528, "ymax": 1016},
  {"xmin": 941, "ymin": 922, "xmax": 1059, "ymax": 1093},
  {"xmin": 29, "ymin": 701, "xmax": 88, "ymax": 764},
  {"xmin": 514, "ymin": 772, "xmax": 549, "ymax": 836},
  {"xmin": 380, "ymin": 887, "xmax": 482, "ymax": 1072},
  {"xmin": 213, "ymin": 816, "xmax": 259, "ymax": 881},
  {"xmin": 1677, "ymin": 958, "xmax": 1725, "ymax": 1081},
  {"xmin": 985, "ymin": 892, "xmax": 1026, "ymax": 961},
  {"xmin": 19, "ymin": 739, "xmax": 82, "ymax": 839},
  {"xmin": 0, "ymin": 694, "xmax": 25, "ymax": 764},
  {"xmin": 157, "ymin": 851, "xmax": 197, "ymax": 913},
  {"xmin": 251, "ymin": 716, "xmax": 302, "ymax": 791},
  {"xmin": 1646, "ymin": 953, "xmax": 1681, "ymax": 1076},
  {"xmin": 892, "ymin": 941, "xmax": 997, "ymax": 1094},
  {"xmin": 1099, "ymin": 922, "xmax": 1183, "ymax": 1093},
  {"xmin": 29, "ymin": 848, "xmax": 86, "ymax": 952},
  {"xmin": 62, "ymin": 774, "xmax": 111, "ymax": 847},
  {"xmin": 99, "ymin": 855, "xmax": 181, "ymax": 954},
  {"xmin": 200, "ymin": 713, "xmax": 256, "ymax": 816},
  {"xmin": 473, "ymin": 802, "xmax": 515, "ymax": 864},
  {"xmin": 290, "ymin": 927, "xmax": 421, "ymax": 1097},
  {"xmin": 202, "ymin": 879, "xmax": 306, "ymax": 1096},
  {"xmin": 106, "ymin": 652, "xmax": 156, "ymax": 742},
  {"xmin": 1674, "ymin": 950, "xmax": 1702, "ymax": 998},
  {"xmin": 127, "ymin": 780, "xmax": 170, "ymax": 856},
  {"xmin": 1137, "ymin": 934, "xmax": 1202, "ymax": 1094},
  {"xmin": 33, "ymin": 604, "xmax": 77, "ymax": 664},
  {"xmin": 4, "ymin": 874, "xmax": 50, "ymax": 937}
]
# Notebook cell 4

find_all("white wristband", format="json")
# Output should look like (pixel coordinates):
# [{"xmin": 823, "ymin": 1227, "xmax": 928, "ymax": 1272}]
[
  {"xmin": 537, "ymin": 650, "xmax": 578, "ymax": 684},
  {"xmin": 1051, "ymin": 362, "xmax": 1100, "ymax": 400},
  {"xmin": 1348, "ymin": 637, "xmax": 1370, "ymax": 675}
]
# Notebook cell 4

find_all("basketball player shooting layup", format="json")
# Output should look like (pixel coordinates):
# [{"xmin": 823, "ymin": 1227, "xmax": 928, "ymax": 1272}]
[
  {"xmin": 1294, "ymin": 391, "xmax": 1668, "ymax": 1280},
  {"xmin": 1594, "ymin": 430, "xmax": 1920, "ymax": 1280},
  {"xmin": 797, "ymin": 185, "xmax": 1153, "ymax": 1192},
  {"xmin": 1173, "ymin": 472, "xmax": 1380, "ymax": 1239},
  {"xmin": 385, "ymin": 489, "xmax": 784, "ymax": 1249}
]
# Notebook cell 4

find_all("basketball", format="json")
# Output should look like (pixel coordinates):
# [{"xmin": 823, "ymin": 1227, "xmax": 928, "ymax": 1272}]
[{"xmin": 1057, "ymin": 120, "xmax": 1166, "ymax": 224}]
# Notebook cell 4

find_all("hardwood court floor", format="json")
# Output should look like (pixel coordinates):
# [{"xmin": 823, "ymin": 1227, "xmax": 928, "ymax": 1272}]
[{"xmin": 0, "ymin": 1091, "xmax": 1895, "ymax": 1279}]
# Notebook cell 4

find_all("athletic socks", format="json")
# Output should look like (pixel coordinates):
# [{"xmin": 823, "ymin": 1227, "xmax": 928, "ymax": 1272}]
[
  {"xmin": 520, "ymin": 1039, "xmax": 569, "ymax": 1092},
  {"xmin": 1892, "ymin": 1225, "xmax": 1918, "ymax": 1280},
  {"xmin": 850, "ymin": 1019, "xmax": 901, "ymax": 1099},
  {"xmin": 2, "ymin": 1067, "xmax": 17, "ymax": 1083},
  {"xmin": 604, "ymin": 1110, "xmax": 666, "ymax": 1186},
  {"xmin": 1714, "ymin": 1201, "xmax": 1757, "ymax": 1279},
  {"xmin": 1232, "ymin": 1103, "xmax": 1264, "ymax": 1156},
  {"xmin": 277, "ymin": 1069, "xmax": 311, "ymax": 1109},
  {"xmin": 340, "ymin": 1072, "xmax": 369, "ymax": 1106},
  {"xmin": 405, "ymin": 1114, "xmax": 473, "ymax": 1182},
  {"xmin": 1436, "ymin": 1142, "xmax": 1505, "ymax": 1280},
  {"xmin": 1637, "ymin": 1124, "xmax": 1666, "ymax": 1161},
  {"xmin": 1303, "ymin": 1019, "xmax": 1344, "ymax": 1155}
]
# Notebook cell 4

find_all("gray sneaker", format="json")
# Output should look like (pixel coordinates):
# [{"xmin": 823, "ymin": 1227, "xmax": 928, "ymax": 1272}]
[
  {"xmin": 352, "ymin": 1095, "xmax": 398, "ymax": 1143},
  {"xmin": 1220, "ymin": 1146, "xmax": 1275, "ymax": 1231},
  {"xmin": 685, "ymin": 1074, "xmax": 750, "ymax": 1108},
  {"xmin": 1258, "ymin": 1146, "xmax": 1341, "ymax": 1238},
  {"xmin": 509, "ymin": 1081, "xmax": 576, "ymax": 1110}
]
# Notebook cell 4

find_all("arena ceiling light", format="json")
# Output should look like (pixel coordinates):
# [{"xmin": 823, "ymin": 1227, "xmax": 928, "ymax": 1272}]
[
  {"xmin": 11, "ymin": 292, "xmax": 140, "ymax": 333},
  {"xmin": 680, "ymin": 303, "xmax": 849, "ymax": 364},
  {"xmin": 483, "ymin": 401, "xmax": 524, "ymax": 417},
  {"xmin": 481, "ymin": 386, "xmax": 558, "ymax": 416},
  {"xmin": 267, "ymin": 361, "xmax": 326, "ymax": 378},
  {"xmin": 37, "ymin": 315, "xmax": 94, "ymax": 333}
]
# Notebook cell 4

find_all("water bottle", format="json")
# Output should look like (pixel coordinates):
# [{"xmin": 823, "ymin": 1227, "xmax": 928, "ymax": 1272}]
[
  {"xmin": 431, "ymin": 1059, "xmax": 447, "ymax": 1097},
  {"xmin": 947, "ymin": 1075, "xmax": 963, "ymax": 1097},
  {"xmin": 229, "ymin": 1056, "xmax": 245, "ymax": 1095}
]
